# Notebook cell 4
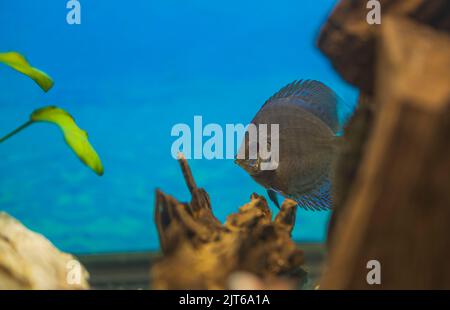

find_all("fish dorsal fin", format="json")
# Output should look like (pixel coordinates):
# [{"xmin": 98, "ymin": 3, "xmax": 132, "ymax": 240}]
[{"xmin": 264, "ymin": 80, "xmax": 348, "ymax": 133}]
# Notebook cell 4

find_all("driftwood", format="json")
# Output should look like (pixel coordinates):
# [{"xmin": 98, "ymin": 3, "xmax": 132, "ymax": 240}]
[
  {"xmin": 321, "ymin": 0, "xmax": 450, "ymax": 244},
  {"xmin": 318, "ymin": 0, "xmax": 450, "ymax": 95},
  {"xmin": 151, "ymin": 155, "xmax": 306, "ymax": 290},
  {"xmin": 323, "ymin": 0, "xmax": 450, "ymax": 250},
  {"xmin": 322, "ymin": 16, "xmax": 450, "ymax": 289},
  {"xmin": 0, "ymin": 212, "xmax": 89, "ymax": 289}
]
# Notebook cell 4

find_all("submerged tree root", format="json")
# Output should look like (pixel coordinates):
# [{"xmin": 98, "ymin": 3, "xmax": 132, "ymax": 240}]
[{"xmin": 151, "ymin": 155, "xmax": 306, "ymax": 290}]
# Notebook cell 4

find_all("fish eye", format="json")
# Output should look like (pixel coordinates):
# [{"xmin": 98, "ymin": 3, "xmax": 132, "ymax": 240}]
[
  {"xmin": 247, "ymin": 159, "xmax": 256, "ymax": 167},
  {"xmin": 248, "ymin": 157, "xmax": 261, "ymax": 170}
]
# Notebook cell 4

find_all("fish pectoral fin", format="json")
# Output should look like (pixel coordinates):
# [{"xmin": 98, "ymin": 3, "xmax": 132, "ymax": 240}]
[{"xmin": 267, "ymin": 189, "xmax": 281, "ymax": 209}]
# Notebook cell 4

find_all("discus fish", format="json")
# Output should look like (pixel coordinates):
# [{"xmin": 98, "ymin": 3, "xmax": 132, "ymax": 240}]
[{"xmin": 235, "ymin": 80, "xmax": 351, "ymax": 211}]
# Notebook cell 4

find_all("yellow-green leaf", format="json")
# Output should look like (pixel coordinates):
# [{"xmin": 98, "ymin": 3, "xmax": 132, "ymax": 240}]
[
  {"xmin": 0, "ymin": 51, "xmax": 54, "ymax": 92},
  {"xmin": 31, "ymin": 106, "xmax": 104, "ymax": 176}
]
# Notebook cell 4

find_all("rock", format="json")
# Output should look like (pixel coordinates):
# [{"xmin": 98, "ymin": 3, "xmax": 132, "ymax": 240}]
[
  {"xmin": 318, "ymin": 0, "xmax": 450, "ymax": 94},
  {"xmin": 0, "ymin": 212, "xmax": 89, "ymax": 289},
  {"xmin": 227, "ymin": 271, "xmax": 296, "ymax": 290},
  {"xmin": 321, "ymin": 17, "xmax": 450, "ymax": 289}
]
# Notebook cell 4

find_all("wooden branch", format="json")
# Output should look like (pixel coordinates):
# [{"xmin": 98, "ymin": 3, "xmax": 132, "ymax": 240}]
[
  {"xmin": 317, "ymin": 0, "xmax": 450, "ymax": 94},
  {"xmin": 322, "ymin": 17, "xmax": 450, "ymax": 289},
  {"xmin": 151, "ymin": 157, "xmax": 306, "ymax": 289},
  {"xmin": 177, "ymin": 153, "xmax": 197, "ymax": 194}
]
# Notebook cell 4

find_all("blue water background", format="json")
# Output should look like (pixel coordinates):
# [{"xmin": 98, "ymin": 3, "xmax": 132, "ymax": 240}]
[{"xmin": 0, "ymin": 1, "xmax": 358, "ymax": 254}]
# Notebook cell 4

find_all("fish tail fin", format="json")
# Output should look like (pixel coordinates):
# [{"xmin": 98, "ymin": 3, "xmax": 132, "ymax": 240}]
[{"xmin": 331, "ymin": 135, "xmax": 344, "ymax": 151}]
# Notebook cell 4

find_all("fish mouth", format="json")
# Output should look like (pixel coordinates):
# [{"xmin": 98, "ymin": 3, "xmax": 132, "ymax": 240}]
[
  {"xmin": 234, "ymin": 158, "xmax": 242, "ymax": 167},
  {"xmin": 234, "ymin": 158, "xmax": 253, "ymax": 173}
]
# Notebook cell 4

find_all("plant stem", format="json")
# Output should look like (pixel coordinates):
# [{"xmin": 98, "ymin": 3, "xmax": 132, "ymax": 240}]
[{"xmin": 0, "ymin": 120, "xmax": 34, "ymax": 144}]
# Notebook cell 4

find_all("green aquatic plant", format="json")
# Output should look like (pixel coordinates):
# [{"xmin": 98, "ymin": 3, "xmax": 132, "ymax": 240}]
[
  {"xmin": 0, "ymin": 51, "xmax": 103, "ymax": 176},
  {"xmin": 0, "ymin": 51, "xmax": 54, "ymax": 92},
  {"xmin": 0, "ymin": 106, "xmax": 104, "ymax": 176}
]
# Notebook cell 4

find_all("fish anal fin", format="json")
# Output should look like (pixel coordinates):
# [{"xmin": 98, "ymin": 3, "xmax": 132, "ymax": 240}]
[{"xmin": 293, "ymin": 179, "xmax": 332, "ymax": 211}]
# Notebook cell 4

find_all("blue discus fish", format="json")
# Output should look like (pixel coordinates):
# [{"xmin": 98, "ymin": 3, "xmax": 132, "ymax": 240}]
[{"xmin": 235, "ymin": 80, "xmax": 351, "ymax": 211}]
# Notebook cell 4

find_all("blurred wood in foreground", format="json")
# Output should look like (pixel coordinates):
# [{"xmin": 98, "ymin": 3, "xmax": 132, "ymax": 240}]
[
  {"xmin": 318, "ymin": 0, "xmax": 450, "ymax": 95},
  {"xmin": 322, "ymin": 17, "xmax": 450, "ymax": 289},
  {"xmin": 151, "ymin": 155, "xmax": 306, "ymax": 290}
]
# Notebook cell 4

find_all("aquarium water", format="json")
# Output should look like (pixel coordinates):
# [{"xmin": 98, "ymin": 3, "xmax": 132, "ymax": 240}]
[{"xmin": 0, "ymin": 0, "xmax": 358, "ymax": 253}]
